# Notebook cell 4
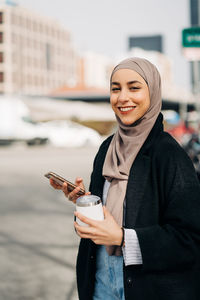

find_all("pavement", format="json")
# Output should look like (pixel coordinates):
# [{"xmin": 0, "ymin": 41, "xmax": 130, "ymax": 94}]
[{"xmin": 0, "ymin": 143, "xmax": 98, "ymax": 300}]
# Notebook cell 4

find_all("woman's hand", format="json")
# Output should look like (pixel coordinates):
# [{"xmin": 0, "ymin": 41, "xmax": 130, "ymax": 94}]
[
  {"xmin": 49, "ymin": 177, "xmax": 90, "ymax": 204},
  {"xmin": 74, "ymin": 206, "xmax": 123, "ymax": 246}
]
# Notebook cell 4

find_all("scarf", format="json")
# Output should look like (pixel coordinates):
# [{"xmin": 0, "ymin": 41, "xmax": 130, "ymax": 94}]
[{"xmin": 103, "ymin": 57, "xmax": 162, "ymax": 255}]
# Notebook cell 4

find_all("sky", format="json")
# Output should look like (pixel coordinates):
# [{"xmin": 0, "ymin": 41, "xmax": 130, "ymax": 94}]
[{"xmin": 18, "ymin": 0, "xmax": 190, "ymax": 88}]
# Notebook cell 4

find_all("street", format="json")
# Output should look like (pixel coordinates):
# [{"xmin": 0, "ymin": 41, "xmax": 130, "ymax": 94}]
[{"xmin": 0, "ymin": 144, "xmax": 98, "ymax": 300}]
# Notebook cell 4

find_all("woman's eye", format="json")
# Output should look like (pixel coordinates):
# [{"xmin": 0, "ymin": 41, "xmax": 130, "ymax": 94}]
[
  {"xmin": 130, "ymin": 86, "xmax": 140, "ymax": 90},
  {"xmin": 111, "ymin": 87, "xmax": 120, "ymax": 92}
]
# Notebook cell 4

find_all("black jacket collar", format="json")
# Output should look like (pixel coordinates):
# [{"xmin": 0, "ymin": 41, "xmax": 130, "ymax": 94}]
[
  {"xmin": 139, "ymin": 112, "xmax": 164, "ymax": 155},
  {"xmin": 90, "ymin": 113, "xmax": 164, "ymax": 203}
]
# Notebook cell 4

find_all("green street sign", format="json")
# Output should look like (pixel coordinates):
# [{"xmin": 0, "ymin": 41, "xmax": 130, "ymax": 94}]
[{"xmin": 182, "ymin": 27, "xmax": 200, "ymax": 47}]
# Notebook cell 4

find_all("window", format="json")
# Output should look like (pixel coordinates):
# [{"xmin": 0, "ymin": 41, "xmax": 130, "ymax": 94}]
[
  {"xmin": 39, "ymin": 23, "xmax": 43, "ymax": 33},
  {"xmin": 0, "ymin": 72, "xmax": 4, "ymax": 82},
  {"xmin": 45, "ymin": 43, "xmax": 52, "ymax": 70},
  {"xmin": 45, "ymin": 26, "xmax": 49, "ymax": 35},
  {"xmin": 0, "ymin": 32, "xmax": 3, "ymax": 43},
  {"xmin": 0, "ymin": 12, "xmax": 3, "ymax": 24},
  {"xmin": 0, "ymin": 52, "xmax": 4, "ymax": 63},
  {"xmin": 11, "ymin": 13, "xmax": 15, "ymax": 24},
  {"xmin": 51, "ymin": 28, "xmax": 55, "ymax": 37}
]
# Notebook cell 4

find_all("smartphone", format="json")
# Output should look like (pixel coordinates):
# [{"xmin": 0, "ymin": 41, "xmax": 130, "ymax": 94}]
[{"xmin": 44, "ymin": 171, "xmax": 85, "ymax": 196}]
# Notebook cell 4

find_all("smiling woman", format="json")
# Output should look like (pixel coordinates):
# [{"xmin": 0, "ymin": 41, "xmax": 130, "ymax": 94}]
[
  {"xmin": 50, "ymin": 57, "xmax": 200, "ymax": 300},
  {"xmin": 110, "ymin": 69, "xmax": 150, "ymax": 125}
]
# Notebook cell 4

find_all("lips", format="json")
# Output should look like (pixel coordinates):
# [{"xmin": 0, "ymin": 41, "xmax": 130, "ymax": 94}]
[{"xmin": 118, "ymin": 106, "xmax": 136, "ymax": 114}]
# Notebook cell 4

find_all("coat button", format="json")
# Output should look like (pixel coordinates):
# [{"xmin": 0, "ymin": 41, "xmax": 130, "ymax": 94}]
[
  {"xmin": 127, "ymin": 277, "xmax": 133, "ymax": 286},
  {"xmin": 90, "ymin": 255, "xmax": 94, "ymax": 259}
]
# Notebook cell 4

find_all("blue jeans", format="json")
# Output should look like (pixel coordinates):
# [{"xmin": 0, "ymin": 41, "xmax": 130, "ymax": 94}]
[{"xmin": 93, "ymin": 245, "xmax": 125, "ymax": 300}]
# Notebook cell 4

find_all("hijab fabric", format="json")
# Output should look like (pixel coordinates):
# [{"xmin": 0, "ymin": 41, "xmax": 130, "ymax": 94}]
[{"xmin": 103, "ymin": 57, "xmax": 162, "ymax": 255}]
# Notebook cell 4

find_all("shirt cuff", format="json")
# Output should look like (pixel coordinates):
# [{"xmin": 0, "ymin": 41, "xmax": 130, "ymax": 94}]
[{"xmin": 122, "ymin": 228, "xmax": 143, "ymax": 266}]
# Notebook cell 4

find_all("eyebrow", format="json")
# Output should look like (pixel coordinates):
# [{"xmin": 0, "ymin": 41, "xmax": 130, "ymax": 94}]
[{"xmin": 111, "ymin": 80, "xmax": 142, "ymax": 85}]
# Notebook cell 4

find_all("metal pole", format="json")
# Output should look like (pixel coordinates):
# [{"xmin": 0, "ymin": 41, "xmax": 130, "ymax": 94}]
[
  {"xmin": 193, "ymin": 60, "xmax": 199, "ymax": 94},
  {"xmin": 193, "ymin": 60, "xmax": 200, "ymax": 125}
]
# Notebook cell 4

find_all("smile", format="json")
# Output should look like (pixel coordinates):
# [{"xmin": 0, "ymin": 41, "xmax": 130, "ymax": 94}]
[{"xmin": 118, "ymin": 106, "xmax": 136, "ymax": 113}]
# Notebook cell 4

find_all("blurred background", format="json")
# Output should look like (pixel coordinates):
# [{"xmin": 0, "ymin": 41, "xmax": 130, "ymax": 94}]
[{"xmin": 1, "ymin": 0, "xmax": 200, "ymax": 299}]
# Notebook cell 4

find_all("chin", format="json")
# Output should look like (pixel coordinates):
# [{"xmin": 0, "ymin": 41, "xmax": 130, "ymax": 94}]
[{"xmin": 119, "ymin": 117, "xmax": 137, "ymax": 126}]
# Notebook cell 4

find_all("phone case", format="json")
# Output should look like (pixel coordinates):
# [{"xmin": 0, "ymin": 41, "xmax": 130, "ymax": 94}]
[{"xmin": 44, "ymin": 172, "xmax": 85, "ymax": 196}]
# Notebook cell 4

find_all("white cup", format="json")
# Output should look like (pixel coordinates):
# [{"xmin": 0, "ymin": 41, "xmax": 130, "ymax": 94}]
[{"xmin": 75, "ymin": 195, "xmax": 104, "ymax": 227}]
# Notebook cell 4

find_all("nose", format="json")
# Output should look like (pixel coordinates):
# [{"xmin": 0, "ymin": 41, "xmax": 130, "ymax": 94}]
[{"xmin": 118, "ymin": 88, "xmax": 129, "ymax": 102}]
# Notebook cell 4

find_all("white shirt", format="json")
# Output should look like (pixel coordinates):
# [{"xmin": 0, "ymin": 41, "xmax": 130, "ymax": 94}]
[{"xmin": 102, "ymin": 180, "xmax": 143, "ymax": 266}]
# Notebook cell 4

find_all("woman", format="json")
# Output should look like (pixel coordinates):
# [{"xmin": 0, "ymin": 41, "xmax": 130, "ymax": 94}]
[{"xmin": 50, "ymin": 58, "xmax": 200, "ymax": 300}]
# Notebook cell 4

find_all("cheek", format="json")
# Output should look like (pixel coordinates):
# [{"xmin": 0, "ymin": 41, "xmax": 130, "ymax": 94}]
[
  {"xmin": 132, "ymin": 90, "xmax": 147, "ymax": 101},
  {"xmin": 142, "ymin": 100, "xmax": 150, "ymax": 116},
  {"xmin": 144, "ymin": 94, "xmax": 150, "ymax": 109},
  {"xmin": 140, "ymin": 100, "xmax": 150, "ymax": 114},
  {"xmin": 110, "ymin": 95, "xmax": 117, "ymax": 107},
  {"xmin": 136, "ymin": 92, "xmax": 150, "ymax": 108}
]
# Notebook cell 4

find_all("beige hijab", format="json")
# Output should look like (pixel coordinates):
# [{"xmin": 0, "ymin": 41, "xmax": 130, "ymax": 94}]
[{"xmin": 103, "ymin": 57, "xmax": 162, "ymax": 255}]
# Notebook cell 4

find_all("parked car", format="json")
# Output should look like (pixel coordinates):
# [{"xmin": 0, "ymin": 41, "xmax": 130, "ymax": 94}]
[
  {"xmin": 0, "ymin": 96, "xmax": 49, "ymax": 146},
  {"xmin": 0, "ymin": 96, "xmax": 102, "ymax": 147},
  {"xmin": 38, "ymin": 120, "xmax": 102, "ymax": 147}
]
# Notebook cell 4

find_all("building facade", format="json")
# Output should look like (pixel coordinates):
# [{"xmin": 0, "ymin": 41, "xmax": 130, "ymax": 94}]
[
  {"xmin": 128, "ymin": 35, "xmax": 163, "ymax": 53},
  {"xmin": 76, "ymin": 51, "xmax": 113, "ymax": 90},
  {"xmin": 0, "ymin": 1, "xmax": 77, "ymax": 95}
]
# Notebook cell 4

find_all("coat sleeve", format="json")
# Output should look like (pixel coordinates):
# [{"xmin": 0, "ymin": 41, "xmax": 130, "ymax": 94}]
[{"xmin": 135, "ymin": 142, "xmax": 200, "ymax": 272}]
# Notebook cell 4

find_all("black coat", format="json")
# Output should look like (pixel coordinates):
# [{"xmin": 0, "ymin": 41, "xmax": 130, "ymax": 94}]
[{"xmin": 76, "ymin": 114, "xmax": 200, "ymax": 300}]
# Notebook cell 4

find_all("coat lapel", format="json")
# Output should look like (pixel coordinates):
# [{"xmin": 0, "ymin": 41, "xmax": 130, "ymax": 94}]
[
  {"xmin": 125, "ymin": 114, "xmax": 163, "ymax": 227},
  {"xmin": 89, "ymin": 136, "xmax": 113, "ymax": 199},
  {"xmin": 125, "ymin": 153, "xmax": 151, "ymax": 228},
  {"xmin": 90, "ymin": 114, "xmax": 163, "ymax": 227}
]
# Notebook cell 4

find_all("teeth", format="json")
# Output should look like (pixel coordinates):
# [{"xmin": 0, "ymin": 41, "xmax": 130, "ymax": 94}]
[{"xmin": 120, "ymin": 107, "xmax": 135, "ymax": 112}]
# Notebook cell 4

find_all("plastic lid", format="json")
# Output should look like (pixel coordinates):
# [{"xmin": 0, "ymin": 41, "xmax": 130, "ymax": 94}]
[{"xmin": 76, "ymin": 195, "xmax": 101, "ymax": 207}]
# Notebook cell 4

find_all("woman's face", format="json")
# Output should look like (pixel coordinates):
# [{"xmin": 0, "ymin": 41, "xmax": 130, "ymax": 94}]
[{"xmin": 110, "ymin": 69, "xmax": 150, "ymax": 125}]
